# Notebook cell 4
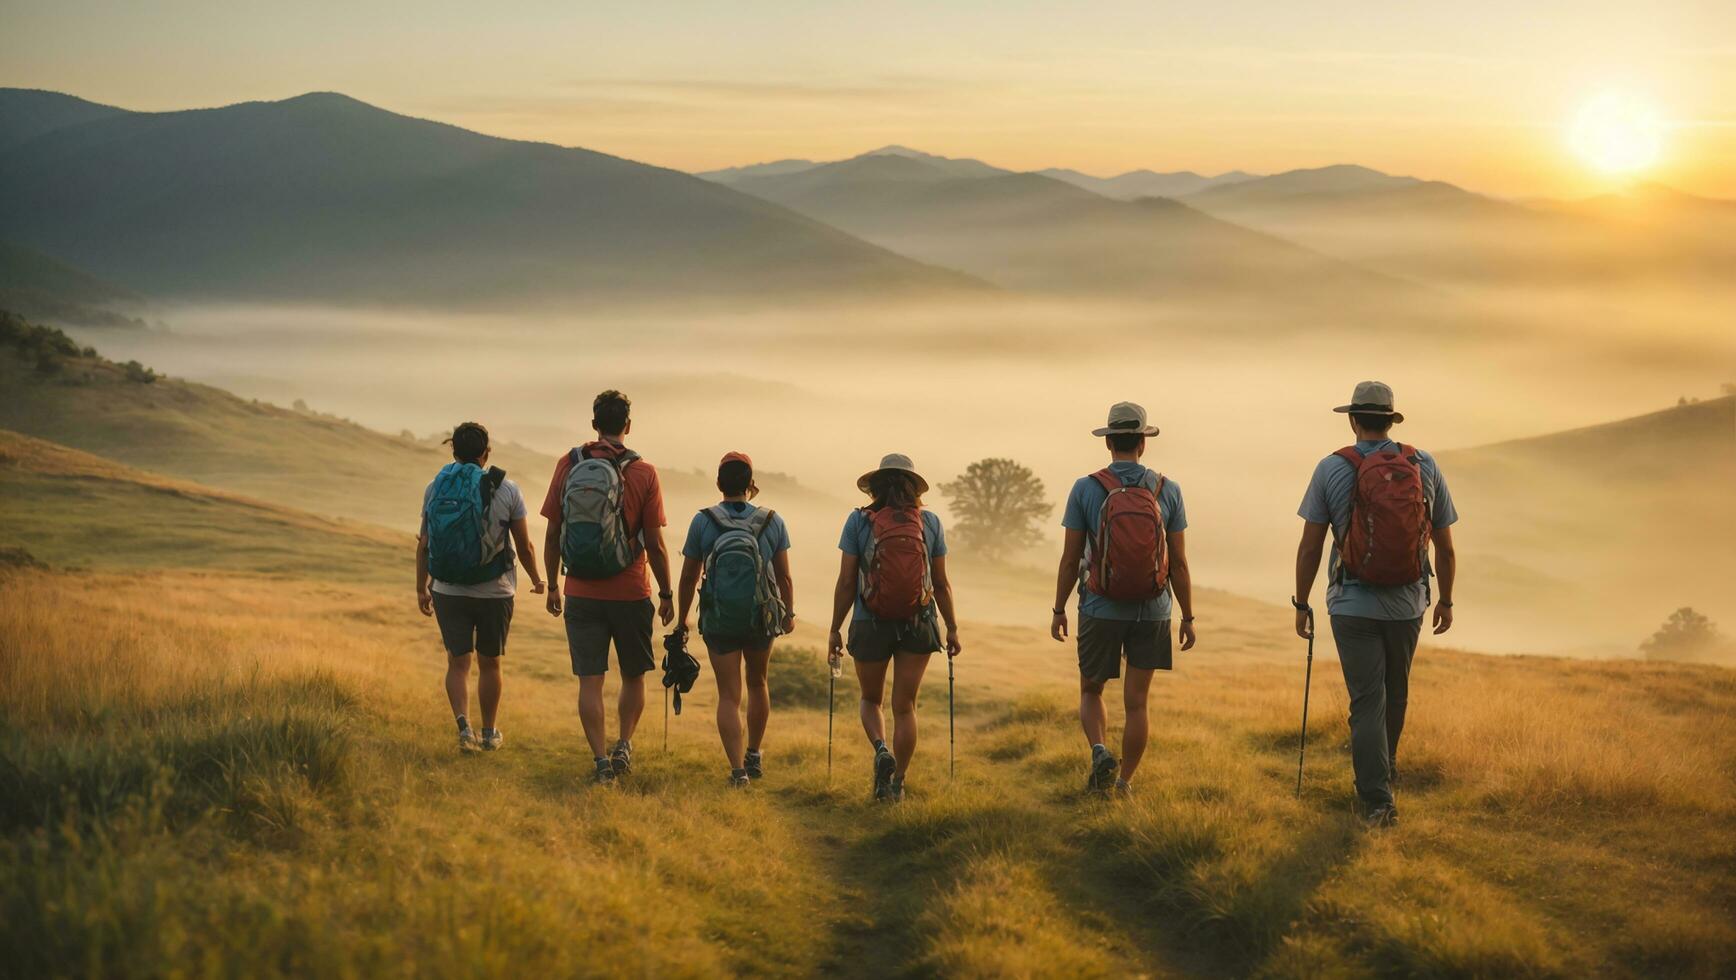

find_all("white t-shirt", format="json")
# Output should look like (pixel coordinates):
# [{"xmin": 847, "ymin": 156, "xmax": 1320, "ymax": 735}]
[{"xmin": 420, "ymin": 475, "xmax": 527, "ymax": 599}]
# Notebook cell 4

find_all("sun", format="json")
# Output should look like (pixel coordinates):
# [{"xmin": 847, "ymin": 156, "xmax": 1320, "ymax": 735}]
[{"xmin": 1569, "ymin": 92, "xmax": 1664, "ymax": 175}]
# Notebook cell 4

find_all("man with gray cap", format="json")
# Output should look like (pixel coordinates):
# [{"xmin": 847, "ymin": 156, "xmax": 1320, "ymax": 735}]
[
  {"xmin": 1051, "ymin": 402, "xmax": 1196, "ymax": 796},
  {"xmin": 1293, "ymin": 381, "xmax": 1458, "ymax": 828}
]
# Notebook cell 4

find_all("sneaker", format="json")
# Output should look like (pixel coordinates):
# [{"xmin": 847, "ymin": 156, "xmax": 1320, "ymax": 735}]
[
  {"xmin": 610, "ymin": 739, "xmax": 633, "ymax": 776},
  {"xmin": 458, "ymin": 727, "xmax": 479, "ymax": 753},
  {"xmin": 1364, "ymin": 804, "xmax": 1398, "ymax": 829},
  {"xmin": 744, "ymin": 748, "xmax": 764, "ymax": 780},
  {"xmin": 728, "ymin": 768, "xmax": 750, "ymax": 789},
  {"xmin": 1111, "ymin": 778, "xmax": 1132, "ymax": 798},
  {"xmin": 872, "ymin": 746, "xmax": 896, "ymax": 800},
  {"xmin": 886, "ymin": 779, "xmax": 905, "ymax": 803},
  {"xmin": 592, "ymin": 757, "xmax": 617, "ymax": 786},
  {"xmin": 1087, "ymin": 744, "xmax": 1119, "ymax": 793},
  {"xmin": 479, "ymin": 728, "xmax": 504, "ymax": 751}
]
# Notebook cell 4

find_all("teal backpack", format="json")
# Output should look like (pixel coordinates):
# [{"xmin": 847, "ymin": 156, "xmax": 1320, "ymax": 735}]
[
  {"xmin": 699, "ymin": 506, "xmax": 784, "ymax": 637},
  {"xmin": 560, "ymin": 448, "xmax": 642, "ymax": 578},
  {"xmin": 426, "ymin": 462, "xmax": 511, "ymax": 585}
]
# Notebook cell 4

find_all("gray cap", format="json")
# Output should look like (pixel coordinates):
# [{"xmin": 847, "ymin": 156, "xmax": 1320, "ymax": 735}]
[
  {"xmin": 1091, "ymin": 401, "xmax": 1160, "ymax": 438},
  {"xmin": 857, "ymin": 453, "xmax": 929, "ymax": 495},
  {"xmin": 1333, "ymin": 381, "xmax": 1404, "ymax": 423}
]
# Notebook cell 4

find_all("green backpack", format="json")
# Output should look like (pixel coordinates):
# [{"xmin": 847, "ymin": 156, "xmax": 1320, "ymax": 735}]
[
  {"xmin": 426, "ymin": 463, "xmax": 510, "ymax": 585},
  {"xmin": 560, "ymin": 448, "xmax": 642, "ymax": 578},
  {"xmin": 698, "ymin": 506, "xmax": 784, "ymax": 637}
]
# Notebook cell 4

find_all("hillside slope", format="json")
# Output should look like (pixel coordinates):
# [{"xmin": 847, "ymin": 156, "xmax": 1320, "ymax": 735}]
[
  {"xmin": 0, "ymin": 240, "xmax": 147, "ymax": 328},
  {"xmin": 0, "ymin": 90, "xmax": 981, "ymax": 307}
]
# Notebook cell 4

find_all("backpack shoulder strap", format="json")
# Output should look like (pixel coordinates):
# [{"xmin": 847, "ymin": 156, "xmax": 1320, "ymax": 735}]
[
  {"xmin": 747, "ymin": 508, "xmax": 775, "ymax": 536},
  {"xmin": 482, "ymin": 466, "xmax": 505, "ymax": 513},
  {"xmin": 1091, "ymin": 468, "xmax": 1120, "ymax": 493},
  {"xmin": 615, "ymin": 449, "xmax": 641, "ymax": 471},
  {"xmin": 703, "ymin": 506, "xmax": 729, "ymax": 531},
  {"xmin": 1333, "ymin": 446, "xmax": 1364, "ymax": 469}
]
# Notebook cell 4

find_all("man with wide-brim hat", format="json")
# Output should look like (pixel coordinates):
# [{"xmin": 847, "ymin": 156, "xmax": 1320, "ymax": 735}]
[
  {"xmin": 855, "ymin": 453, "xmax": 930, "ymax": 496},
  {"xmin": 1292, "ymin": 381, "xmax": 1459, "ymax": 829},
  {"xmin": 1051, "ymin": 401, "xmax": 1196, "ymax": 797}
]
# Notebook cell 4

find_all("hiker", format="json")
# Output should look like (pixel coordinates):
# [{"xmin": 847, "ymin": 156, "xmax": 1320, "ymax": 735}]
[
  {"xmin": 675, "ymin": 452, "xmax": 795, "ymax": 787},
  {"xmin": 1292, "ymin": 381, "xmax": 1457, "ymax": 828},
  {"xmin": 827, "ymin": 453, "xmax": 961, "ymax": 802},
  {"xmin": 416, "ymin": 422, "xmax": 546, "ymax": 752},
  {"xmin": 541, "ymin": 390, "xmax": 674, "ymax": 785},
  {"xmin": 1050, "ymin": 402, "xmax": 1196, "ymax": 796}
]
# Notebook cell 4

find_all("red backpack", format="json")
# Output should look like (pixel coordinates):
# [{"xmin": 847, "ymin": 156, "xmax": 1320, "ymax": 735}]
[
  {"xmin": 859, "ymin": 506, "xmax": 934, "ymax": 621},
  {"xmin": 1085, "ymin": 469, "xmax": 1169, "ymax": 602},
  {"xmin": 1335, "ymin": 444, "xmax": 1431, "ymax": 587}
]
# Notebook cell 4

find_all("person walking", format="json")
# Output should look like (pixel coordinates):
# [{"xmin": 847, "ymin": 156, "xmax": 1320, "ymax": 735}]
[
  {"xmin": 674, "ymin": 452, "xmax": 795, "ymax": 787},
  {"xmin": 827, "ymin": 454, "xmax": 962, "ymax": 802},
  {"xmin": 1050, "ymin": 402, "xmax": 1196, "ymax": 796},
  {"xmin": 1292, "ymin": 381, "xmax": 1458, "ymax": 828},
  {"xmin": 416, "ymin": 422, "xmax": 545, "ymax": 752},
  {"xmin": 541, "ymin": 390, "xmax": 674, "ymax": 785}
]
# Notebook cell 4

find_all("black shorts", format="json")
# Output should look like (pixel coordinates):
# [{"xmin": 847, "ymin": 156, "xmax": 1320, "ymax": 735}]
[
  {"xmin": 1077, "ymin": 616, "xmax": 1171, "ymax": 683},
  {"xmin": 563, "ymin": 597, "xmax": 656, "ymax": 677},
  {"xmin": 846, "ymin": 617, "xmax": 941, "ymax": 663},
  {"xmin": 701, "ymin": 632, "xmax": 774, "ymax": 657},
  {"xmin": 431, "ymin": 592, "xmax": 513, "ymax": 658}
]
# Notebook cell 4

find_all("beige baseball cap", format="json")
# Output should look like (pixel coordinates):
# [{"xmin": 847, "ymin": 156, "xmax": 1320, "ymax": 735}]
[
  {"xmin": 856, "ymin": 453, "xmax": 929, "ymax": 495},
  {"xmin": 1332, "ymin": 381, "xmax": 1405, "ymax": 424},
  {"xmin": 1091, "ymin": 401, "xmax": 1160, "ymax": 438}
]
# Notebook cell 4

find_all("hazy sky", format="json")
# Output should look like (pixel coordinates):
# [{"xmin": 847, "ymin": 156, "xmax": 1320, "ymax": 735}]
[{"xmin": 4, "ymin": 1, "xmax": 1733, "ymax": 197}]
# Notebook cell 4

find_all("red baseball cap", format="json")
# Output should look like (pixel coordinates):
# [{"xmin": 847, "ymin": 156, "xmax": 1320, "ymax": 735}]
[{"xmin": 718, "ymin": 451, "xmax": 758, "ymax": 498}]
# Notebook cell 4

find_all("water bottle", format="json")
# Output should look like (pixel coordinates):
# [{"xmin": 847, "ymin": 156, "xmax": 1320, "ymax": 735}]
[{"xmin": 829, "ymin": 652, "xmax": 843, "ymax": 679}]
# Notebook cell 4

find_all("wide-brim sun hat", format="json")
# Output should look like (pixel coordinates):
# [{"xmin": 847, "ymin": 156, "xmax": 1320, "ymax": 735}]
[
  {"xmin": 857, "ymin": 453, "xmax": 929, "ymax": 495},
  {"xmin": 1332, "ymin": 380, "xmax": 1405, "ymax": 424},
  {"xmin": 1091, "ymin": 401, "xmax": 1160, "ymax": 438}
]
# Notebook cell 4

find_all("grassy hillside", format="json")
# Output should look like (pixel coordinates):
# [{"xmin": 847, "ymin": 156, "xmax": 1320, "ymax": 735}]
[
  {"xmin": 0, "ymin": 240, "xmax": 147, "ymax": 328},
  {"xmin": 0, "ymin": 89, "xmax": 982, "ymax": 306},
  {"xmin": 2, "ymin": 562, "xmax": 1731, "ymax": 977}
]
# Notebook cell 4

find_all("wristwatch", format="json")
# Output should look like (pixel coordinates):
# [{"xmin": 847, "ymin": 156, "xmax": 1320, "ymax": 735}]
[
  {"xmin": 1290, "ymin": 596, "xmax": 1311, "ymax": 611},
  {"xmin": 658, "ymin": 590, "xmax": 673, "ymax": 599},
  {"xmin": 1052, "ymin": 606, "xmax": 1065, "ymax": 616}
]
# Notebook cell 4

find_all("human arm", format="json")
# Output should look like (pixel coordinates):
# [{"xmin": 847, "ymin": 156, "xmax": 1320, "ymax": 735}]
[
  {"xmin": 415, "ymin": 531, "xmax": 433, "ymax": 616},
  {"xmin": 774, "ymin": 548, "xmax": 795, "ymax": 634},
  {"xmin": 1293, "ymin": 521, "xmax": 1330, "ymax": 639},
  {"xmin": 1051, "ymin": 528, "xmax": 1086, "ymax": 641},
  {"xmin": 676, "ymin": 554, "xmax": 702, "ymax": 632},
  {"xmin": 932, "ymin": 554, "xmax": 961, "ymax": 657},
  {"xmin": 508, "ymin": 517, "xmax": 544, "ymax": 595},
  {"xmin": 1430, "ymin": 525, "xmax": 1455, "ymax": 634},
  {"xmin": 828, "ymin": 553, "xmax": 858, "ymax": 661},
  {"xmin": 542, "ymin": 519, "xmax": 562, "ymax": 615},
  {"xmin": 1168, "ymin": 529, "xmax": 1196, "ymax": 650}
]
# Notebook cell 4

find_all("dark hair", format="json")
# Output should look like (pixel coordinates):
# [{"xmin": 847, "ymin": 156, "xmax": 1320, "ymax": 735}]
[
  {"xmin": 446, "ymin": 421, "xmax": 489, "ymax": 463},
  {"xmin": 867, "ymin": 471, "xmax": 921, "ymax": 509},
  {"xmin": 1106, "ymin": 432, "xmax": 1145, "ymax": 453},
  {"xmin": 592, "ymin": 389, "xmax": 631, "ymax": 436},
  {"xmin": 717, "ymin": 459, "xmax": 753, "ymax": 496},
  {"xmin": 1349, "ymin": 412, "xmax": 1395, "ymax": 434}
]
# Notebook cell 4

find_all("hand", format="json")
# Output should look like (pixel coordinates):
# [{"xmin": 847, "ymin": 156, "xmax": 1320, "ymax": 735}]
[
  {"xmin": 530, "ymin": 579, "xmax": 546, "ymax": 596},
  {"xmin": 1050, "ymin": 610, "xmax": 1069, "ymax": 642},
  {"xmin": 1294, "ymin": 608, "xmax": 1313, "ymax": 640},
  {"xmin": 546, "ymin": 591, "xmax": 562, "ymax": 617},
  {"xmin": 657, "ymin": 596, "xmax": 675, "ymax": 626},
  {"xmin": 945, "ymin": 628, "xmax": 962, "ymax": 659},
  {"xmin": 1432, "ymin": 602, "xmax": 1454, "ymax": 635},
  {"xmin": 1179, "ymin": 619, "xmax": 1197, "ymax": 651},
  {"xmin": 781, "ymin": 612, "xmax": 796, "ymax": 634},
  {"xmin": 417, "ymin": 588, "xmax": 434, "ymax": 617},
  {"xmin": 828, "ymin": 629, "xmax": 845, "ymax": 660}
]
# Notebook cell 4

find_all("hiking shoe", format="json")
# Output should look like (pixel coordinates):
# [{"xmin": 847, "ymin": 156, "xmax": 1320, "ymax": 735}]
[
  {"xmin": 728, "ymin": 768, "xmax": 750, "ymax": 789},
  {"xmin": 592, "ymin": 758, "xmax": 617, "ymax": 786},
  {"xmin": 1111, "ymin": 778, "xmax": 1132, "ymax": 798},
  {"xmin": 479, "ymin": 728, "xmax": 503, "ymax": 751},
  {"xmin": 872, "ymin": 746, "xmax": 896, "ymax": 800},
  {"xmin": 886, "ymin": 779, "xmax": 905, "ymax": 804},
  {"xmin": 1364, "ymin": 804, "xmax": 1398, "ymax": 829},
  {"xmin": 458, "ymin": 727, "xmax": 479, "ymax": 753},
  {"xmin": 744, "ymin": 748, "xmax": 764, "ymax": 780},
  {"xmin": 610, "ymin": 739, "xmax": 633, "ymax": 776},
  {"xmin": 1087, "ymin": 745, "xmax": 1119, "ymax": 793}
]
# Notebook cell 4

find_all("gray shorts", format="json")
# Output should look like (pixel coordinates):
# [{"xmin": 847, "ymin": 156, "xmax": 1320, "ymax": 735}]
[
  {"xmin": 432, "ymin": 593, "xmax": 513, "ymax": 658},
  {"xmin": 1077, "ymin": 616, "xmax": 1171, "ymax": 683},
  {"xmin": 846, "ymin": 617, "xmax": 941, "ymax": 663},
  {"xmin": 563, "ymin": 597, "xmax": 655, "ymax": 677}
]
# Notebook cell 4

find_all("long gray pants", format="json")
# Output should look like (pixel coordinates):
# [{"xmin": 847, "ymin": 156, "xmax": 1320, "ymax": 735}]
[{"xmin": 1329, "ymin": 615, "xmax": 1422, "ymax": 809}]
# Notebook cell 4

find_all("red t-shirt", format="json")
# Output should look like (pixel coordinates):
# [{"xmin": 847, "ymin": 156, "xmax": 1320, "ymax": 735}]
[{"xmin": 540, "ymin": 441, "xmax": 667, "ymax": 601}]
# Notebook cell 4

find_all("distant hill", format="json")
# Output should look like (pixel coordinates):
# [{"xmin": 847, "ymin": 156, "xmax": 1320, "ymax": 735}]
[
  {"xmin": 697, "ymin": 158, "xmax": 819, "ymax": 182},
  {"xmin": 0, "ymin": 241, "xmax": 147, "ymax": 328},
  {"xmin": 1039, "ymin": 167, "xmax": 1258, "ymax": 200},
  {"xmin": 0, "ymin": 90, "xmax": 982, "ymax": 307},
  {"xmin": 1438, "ymin": 395, "xmax": 1736, "ymax": 652},
  {"xmin": 725, "ymin": 151, "xmax": 1398, "ymax": 299}
]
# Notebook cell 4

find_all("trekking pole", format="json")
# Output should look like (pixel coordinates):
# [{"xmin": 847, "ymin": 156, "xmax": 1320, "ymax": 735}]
[
  {"xmin": 948, "ymin": 654, "xmax": 956, "ymax": 782},
  {"xmin": 826, "ymin": 653, "xmax": 838, "ymax": 785},
  {"xmin": 1295, "ymin": 607, "xmax": 1315, "ymax": 799},
  {"xmin": 664, "ymin": 686, "xmax": 670, "ymax": 753}
]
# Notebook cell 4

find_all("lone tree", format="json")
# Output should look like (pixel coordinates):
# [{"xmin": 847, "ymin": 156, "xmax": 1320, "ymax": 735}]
[
  {"xmin": 939, "ymin": 458, "xmax": 1052, "ymax": 560},
  {"xmin": 1641, "ymin": 607, "xmax": 1722, "ymax": 662}
]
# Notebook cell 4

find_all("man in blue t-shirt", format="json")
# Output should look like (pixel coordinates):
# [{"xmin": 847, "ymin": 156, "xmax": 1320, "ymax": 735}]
[
  {"xmin": 1293, "ymin": 381, "xmax": 1459, "ymax": 829},
  {"xmin": 1050, "ymin": 401, "xmax": 1197, "ymax": 796}
]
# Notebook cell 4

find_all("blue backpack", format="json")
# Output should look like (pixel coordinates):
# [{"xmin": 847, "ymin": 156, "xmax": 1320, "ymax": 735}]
[
  {"xmin": 698, "ymin": 506, "xmax": 784, "ymax": 637},
  {"xmin": 426, "ymin": 462, "xmax": 511, "ymax": 585}
]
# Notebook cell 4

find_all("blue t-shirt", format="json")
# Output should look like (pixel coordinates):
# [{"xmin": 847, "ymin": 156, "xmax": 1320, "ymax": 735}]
[
  {"xmin": 1297, "ymin": 439, "xmax": 1459, "ymax": 621},
  {"xmin": 838, "ymin": 507, "xmax": 947, "ymax": 622},
  {"xmin": 1061, "ymin": 461, "xmax": 1189, "ymax": 622},
  {"xmin": 681, "ymin": 501, "xmax": 792, "ymax": 562}
]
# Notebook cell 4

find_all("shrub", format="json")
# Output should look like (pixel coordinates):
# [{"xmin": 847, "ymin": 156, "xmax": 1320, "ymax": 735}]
[
  {"xmin": 768, "ymin": 646, "xmax": 835, "ymax": 709},
  {"xmin": 121, "ymin": 360, "xmax": 157, "ymax": 384}
]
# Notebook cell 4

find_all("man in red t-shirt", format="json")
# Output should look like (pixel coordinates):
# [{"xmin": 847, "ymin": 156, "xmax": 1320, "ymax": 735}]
[{"xmin": 542, "ymin": 390, "xmax": 673, "ymax": 785}]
